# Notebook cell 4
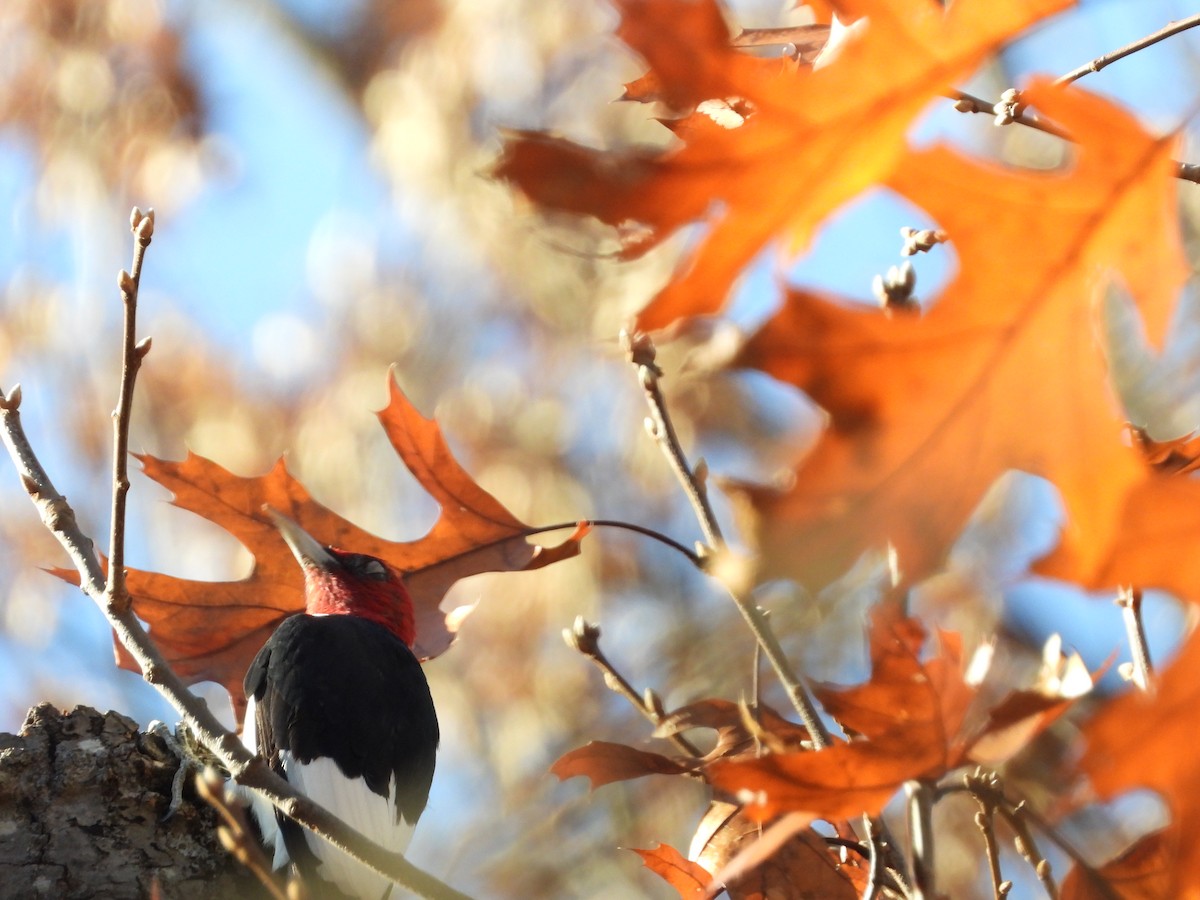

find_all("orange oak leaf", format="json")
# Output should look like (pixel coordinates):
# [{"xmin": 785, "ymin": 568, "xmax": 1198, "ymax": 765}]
[
  {"xmin": 707, "ymin": 608, "xmax": 1095, "ymax": 822},
  {"xmin": 550, "ymin": 741, "xmax": 688, "ymax": 789},
  {"xmin": 551, "ymin": 700, "xmax": 813, "ymax": 792},
  {"xmin": 736, "ymin": 80, "xmax": 1186, "ymax": 593},
  {"xmin": 707, "ymin": 610, "xmax": 976, "ymax": 820},
  {"xmin": 496, "ymin": 0, "xmax": 1070, "ymax": 332},
  {"xmin": 1060, "ymin": 827, "xmax": 1177, "ymax": 900},
  {"xmin": 690, "ymin": 802, "xmax": 860, "ymax": 900},
  {"xmin": 655, "ymin": 699, "xmax": 811, "ymax": 760},
  {"xmin": 631, "ymin": 844, "xmax": 712, "ymax": 899},
  {"xmin": 56, "ymin": 372, "xmax": 587, "ymax": 719},
  {"xmin": 1080, "ymin": 628, "xmax": 1200, "ymax": 898}
]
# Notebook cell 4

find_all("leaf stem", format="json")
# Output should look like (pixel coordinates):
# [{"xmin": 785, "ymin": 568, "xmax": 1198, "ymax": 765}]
[{"xmin": 529, "ymin": 519, "xmax": 703, "ymax": 567}]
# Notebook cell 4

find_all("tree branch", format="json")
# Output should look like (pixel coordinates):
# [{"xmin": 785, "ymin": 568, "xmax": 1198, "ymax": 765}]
[
  {"xmin": 950, "ymin": 771, "xmax": 1119, "ymax": 900},
  {"xmin": 971, "ymin": 786, "xmax": 1010, "ymax": 899},
  {"xmin": 1054, "ymin": 14, "xmax": 1200, "ymax": 86},
  {"xmin": 563, "ymin": 615, "xmax": 702, "ymax": 758},
  {"xmin": 106, "ymin": 207, "xmax": 154, "ymax": 615},
  {"xmin": 622, "ymin": 331, "xmax": 832, "ymax": 751},
  {"xmin": 948, "ymin": 10, "xmax": 1200, "ymax": 184},
  {"xmin": 905, "ymin": 780, "xmax": 936, "ymax": 900}
]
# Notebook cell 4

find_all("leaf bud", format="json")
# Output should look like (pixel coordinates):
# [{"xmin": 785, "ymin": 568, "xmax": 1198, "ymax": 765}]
[
  {"xmin": 136, "ymin": 211, "xmax": 156, "ymax": 243},
  {"xmin": 0, "ymin": 383, "xmax": 21, "ymax": 411}
]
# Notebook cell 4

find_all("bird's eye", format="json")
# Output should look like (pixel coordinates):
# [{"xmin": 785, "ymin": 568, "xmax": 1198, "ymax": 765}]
[{"xmin": 359, "ymin": 558, "xmax": 390, "ymax": 580}]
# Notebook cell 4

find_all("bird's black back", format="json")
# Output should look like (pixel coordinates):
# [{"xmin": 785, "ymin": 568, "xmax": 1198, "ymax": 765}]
[{"xmin": 244, "ymin": 613, "xmax": 439, "ymax": 883}]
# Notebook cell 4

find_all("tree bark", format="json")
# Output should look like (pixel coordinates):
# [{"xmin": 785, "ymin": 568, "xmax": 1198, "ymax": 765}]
[{"xmin": 0, "ymin": 703, "xmax": 264, "ymax": 899}]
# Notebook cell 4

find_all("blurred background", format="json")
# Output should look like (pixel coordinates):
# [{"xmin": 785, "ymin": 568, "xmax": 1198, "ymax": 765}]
[{"xmin": 2, "ymin": 0, "xmax": 1200, "ymax": 896}]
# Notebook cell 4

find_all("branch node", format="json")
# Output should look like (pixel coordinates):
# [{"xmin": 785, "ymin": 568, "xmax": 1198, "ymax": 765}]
[
  {"xmin": 992, "ymin": 87, "xmax": 1023, "ymax": 126},
  {"xmin": 621, "ymin": 328, "xmax": 661, "ymax": 374}
]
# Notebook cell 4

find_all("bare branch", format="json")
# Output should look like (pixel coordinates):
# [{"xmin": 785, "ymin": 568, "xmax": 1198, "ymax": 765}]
[
  {"xmin": 861, "ymin": 815, "xmax": 889, "ymax": 900},
  {"xmin": 622, "ymin": 331, "xmax": 832, "ymax": 750},
  {"xmin": 905, "ymin": 780, "xmax": 936, "ymax": 900},
  {"xmin": 946, "ymin": 89, "xmax": 1069, "ymax": 139},
  {"xmin": 951, "ymin": 771, "xmax": 1119, "ymax": 900},
  {"xmin": 563, "ymin": 615, "xmax": 701, "ymax": 757},
  {"xmin": 971, "ymin": 785, "xmax": 1010, "ymax": 899},
  {"xmin": 195, "ymin": 768, "xmax": 294, "ymax": 900},
  {"xmin": 1055, "ymin": 14, "xmax": 1200, "ymax": 86},
  {"xmin": 106, "ymin": 207, "xmax": 155, "ymax": 615},
  {"xmin": 949, "ymin": 14, "xmax": 1200, "ymax": 185}
]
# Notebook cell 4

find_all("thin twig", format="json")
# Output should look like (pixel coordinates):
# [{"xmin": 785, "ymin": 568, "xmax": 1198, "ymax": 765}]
[
  {"xmin": 949, "ymin": 773, "xmax": 1119, "ymax": 900},
  {"xmin": 0, "ymin": 223, "xmax": 471, "ymax": 900},
  {"xmin": 1017, "ymin": 804, "xmax": 1116, "ymax": 900},
  {"xmin": 622, "ymin": 331, "xmax": 832, "ymax": 750},
  {"xmin": 971, "ymin": 785, "xmax": 1009, "ymax": 899},
  {"xmin": 1055, "ymin": 14, "xmax": 1200, "ymax": 85},
  {"xmin": 628, "ymin": 341, "xmax": 723, "ymax": 550},
  {"xmin": 1116, "ymin": 586, "xmax": 1154, "ymax": 693},
  {"xmin": 195, "ymin": 768, "xmax": 295, "ymax": 900},
  {"xmin": 106, "ymin": 207, "xmax": 154, "ymax": 615},
  {"xmin": 1000, "ymin": 804, "xmax": 1058, "ymax": 899},
  {"xmin": 948, "ymin": 11, "xmax": 1200, "ymax": 184},
  {"xmin": 945, "ymin": 90, "xmax": 1200, "ymax": 183},
  {"xmin": 947, "ymin": 89, "xmax": 1200, "ymax": 182},
  {"xmin": 945, "ymin": 89, "xmax": 1070, "ymax": 139},
  {"xmin": 905, "ymin": 780, "xmax": 936, "ymax": 900},
  {"xmin": 861, "ymin": 815, "xmax": 887, "ymax": 900},
  {"xmin": 563, "ymin": 615, "xmax": 702, "ymax": 757}
]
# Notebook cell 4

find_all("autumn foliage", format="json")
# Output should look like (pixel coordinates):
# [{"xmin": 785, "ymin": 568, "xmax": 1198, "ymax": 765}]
[
  {"xmin": 496, "ymin": 0, "xmax": 1200, "ymax": 897},
  {"xmin": 9, "ymin": 0, "xmax": 1200, "ymax": 897}
]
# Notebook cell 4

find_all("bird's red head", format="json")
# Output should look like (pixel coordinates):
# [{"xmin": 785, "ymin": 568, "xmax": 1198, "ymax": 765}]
[{"xmin": 268, "ymin": 509, "xmax": 416, "ymax": 649}]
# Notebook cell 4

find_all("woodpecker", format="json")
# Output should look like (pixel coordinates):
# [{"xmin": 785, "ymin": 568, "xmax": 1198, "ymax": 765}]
[{"xmin": 241, "ymin": 510, "xmax": 439, "ymax": 899}]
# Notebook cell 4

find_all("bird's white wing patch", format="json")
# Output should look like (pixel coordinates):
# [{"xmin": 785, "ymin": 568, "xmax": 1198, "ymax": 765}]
[
  {"xmin": 285, "ymin": 755, "xmax": 414, "ymax": 899},
  {"xmin": 237, "ymin": 697, "xmax": 291, "ymax": 870}
]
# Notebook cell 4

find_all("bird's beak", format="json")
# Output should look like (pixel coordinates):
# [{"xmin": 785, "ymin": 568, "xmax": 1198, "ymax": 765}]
[{"xmin": 265, "ymin": 507, "xmax": 339, "ymax": 572}]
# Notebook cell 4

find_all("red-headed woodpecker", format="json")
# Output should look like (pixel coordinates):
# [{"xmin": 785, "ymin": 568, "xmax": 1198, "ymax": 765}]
[{"xmin": 241, "ymin": 510, "xmax": 439, "ymax": 899}]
